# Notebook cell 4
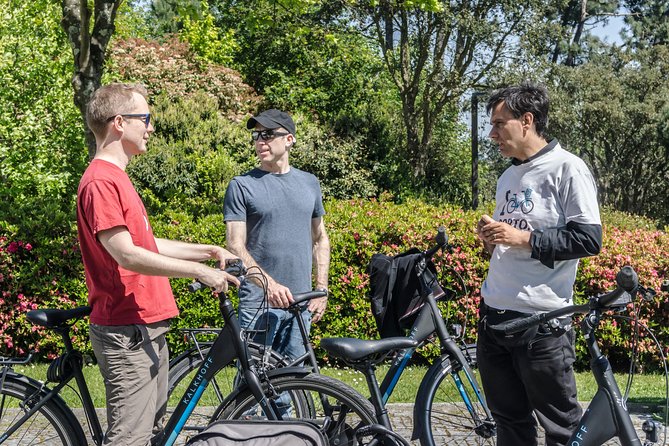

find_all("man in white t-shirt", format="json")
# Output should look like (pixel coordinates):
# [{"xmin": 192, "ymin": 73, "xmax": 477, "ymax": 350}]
[{"xmin": 476, "ymin": 82, "xmax": 602, "ymax": 446}]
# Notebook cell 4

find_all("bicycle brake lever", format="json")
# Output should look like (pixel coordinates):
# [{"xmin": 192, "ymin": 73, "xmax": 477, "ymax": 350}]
[{"xmin": 640, "ymin": 286, "xmax": 656, "ymax": 302}]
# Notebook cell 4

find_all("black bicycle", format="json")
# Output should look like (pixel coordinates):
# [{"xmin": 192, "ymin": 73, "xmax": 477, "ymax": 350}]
[
  {"xmin": 0, "ymin": 262, "xmax": 375, "ymax": 445},
  {"xmin": 491, "ymin": 265, "xmax": 667, "ymax": 446},
  {"xmin": 320, "ymin": 227, "xmax": 496, "ymax": 445},
  {"xmin": 166, "ymin": 286, "xmax": 326, "ymax": 432}
]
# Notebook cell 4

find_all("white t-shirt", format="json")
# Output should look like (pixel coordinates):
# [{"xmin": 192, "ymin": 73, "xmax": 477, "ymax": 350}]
[{"xmin": 481, "ymin": 142, "xmax": 601, "ymax": 313}]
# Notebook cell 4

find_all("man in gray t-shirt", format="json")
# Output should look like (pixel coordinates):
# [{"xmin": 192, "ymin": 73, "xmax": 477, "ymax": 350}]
[{"xmin": 224, "ymin": 109, "xmax": 330, "ymax": 362}]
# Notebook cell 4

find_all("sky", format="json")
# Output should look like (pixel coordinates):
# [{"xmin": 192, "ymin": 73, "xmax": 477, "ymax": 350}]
[{"xmin": 590, "ymin": 15, "xmax": 627, "ymax": 45}]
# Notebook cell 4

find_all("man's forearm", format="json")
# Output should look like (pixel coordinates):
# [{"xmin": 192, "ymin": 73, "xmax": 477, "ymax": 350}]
[
  {"xmin": 530, "ymin": 222, "xmax": 602, "ymax": 268},
  {"xmin": 313, "ymin": 234, "xmax": 330, "ymax": 289},
  {"xmin": 155, "ymin": 238, "xmax": 221, "ymax": 262}
]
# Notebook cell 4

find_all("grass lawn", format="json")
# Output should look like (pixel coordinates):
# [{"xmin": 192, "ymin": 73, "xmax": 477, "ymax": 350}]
[{"xmin": 12, "ymin": 362, "xmax": 668, "ymax": 413}]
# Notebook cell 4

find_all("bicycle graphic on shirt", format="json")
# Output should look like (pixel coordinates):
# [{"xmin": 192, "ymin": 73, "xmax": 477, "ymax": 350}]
[{"xmin": 501, "ymin": 188, "xmax": 534, "ymax": 215}]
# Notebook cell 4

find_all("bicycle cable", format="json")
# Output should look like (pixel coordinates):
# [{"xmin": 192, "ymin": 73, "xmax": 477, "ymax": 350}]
[
  {"xmin": 610, "ymin": 299, "xmax": 668, "ymax": 446},
  {"xmin": 238, "ymin": 267, "xmax": 276, "ymax": 366},
  {"xmin": 436, "ymin": 252, "xmax": 471, "ymax": 343}
]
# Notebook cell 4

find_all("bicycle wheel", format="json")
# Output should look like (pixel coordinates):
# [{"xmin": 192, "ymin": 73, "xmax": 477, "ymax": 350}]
[
  {"xmin": 0, "ymin": 374, "xmax": 86, "ymax": 446},
  {"xmin": 167, "ymin": 343, "xmax": 290, "ymax": 435},
  {"xmin": 212, "ymin": 373, "xmax": 377, "ymax": 446},
  {"xmin": 415, "ymin": 356, "xmax": 496, "ymax": 445}
]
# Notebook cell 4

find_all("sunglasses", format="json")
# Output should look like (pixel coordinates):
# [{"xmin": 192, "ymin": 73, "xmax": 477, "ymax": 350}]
[
  {"xmin": 107, "ymin": 113, "xmax": 151, "ymax": 128},
  {"xmin": 251, "ymin": 129, "xmax": 289, "ymax": 141}
]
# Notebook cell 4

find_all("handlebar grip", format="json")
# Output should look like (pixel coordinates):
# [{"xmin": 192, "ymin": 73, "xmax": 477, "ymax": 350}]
[
  {"xmin": 188, "ymin": 281, "xmax": 203, "ymax": 292},
  {"xmin": 596, "ymin": 266, "xmax": 638, "ymax": 306},
  {"xmin": 498, "ymin": 313, "xmax": 545, "ymax": 334},
  {"xmin": 425, "ymin": 226, "xmax": 449, "ymax": 259},
  {"xmin": 290, "ymin": 290, "xmax": 328, "ymax": 306},
  {"xmin": 187, "ymin": 260, "xmax": 246, "ymax": 292},
  {"xmin": 616, "ymin": 265, "xmax": 638, "ymax": 292},
  {"xmin": 435, "ymin": 226, "xmax": 447, "ymax": 246}
]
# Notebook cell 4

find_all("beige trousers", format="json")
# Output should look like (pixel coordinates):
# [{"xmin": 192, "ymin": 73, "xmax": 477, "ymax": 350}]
[{"xmin": 90, "ymin": 320, "xmax": 170, "ymax": 446}]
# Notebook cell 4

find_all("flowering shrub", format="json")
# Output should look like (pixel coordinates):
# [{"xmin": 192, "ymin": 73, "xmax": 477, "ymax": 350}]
[
  {"xmin": 2, "ymin": 199, "xmax": 668, "ymax": 372},
  {"xmin": 106, "ymin": 37, "xmax": 261, "ymax": 122},
  {"xmin": 0, "ymin": 232, "xmax": 88, "ymax": 359}
]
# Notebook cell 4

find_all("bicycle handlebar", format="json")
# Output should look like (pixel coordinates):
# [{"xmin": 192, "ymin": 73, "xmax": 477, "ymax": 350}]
[
  {"xmin": 424, "ymin": 226, "xmax": 448, "ymax": 259},
  {"xmin": 187, "ymin": 259, "xmax": 247, "ymax": 292},
  {"xmin": 493, "ymin": 266, "xmax": 639, "ymax": 335}
]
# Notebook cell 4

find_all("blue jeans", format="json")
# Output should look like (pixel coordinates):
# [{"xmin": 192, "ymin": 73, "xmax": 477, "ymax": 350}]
[
  {"xmin": 238, "ymin": 306, "xmax": 312, "ymax": 363},
  {"xmin": 237, "ymin": 284, "xmax": 313, "ymax": 417}
]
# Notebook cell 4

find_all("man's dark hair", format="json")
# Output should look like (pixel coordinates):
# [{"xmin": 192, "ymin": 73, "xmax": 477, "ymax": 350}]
[{"xmin": 486, "ymin": 81, "xmax": 549, "ymax": 138}]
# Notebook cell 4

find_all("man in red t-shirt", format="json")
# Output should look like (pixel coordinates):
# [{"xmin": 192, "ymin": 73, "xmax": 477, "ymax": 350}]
[{"xmin": 77, "ymin": 83, "xmax": 239, "ymax": 445}]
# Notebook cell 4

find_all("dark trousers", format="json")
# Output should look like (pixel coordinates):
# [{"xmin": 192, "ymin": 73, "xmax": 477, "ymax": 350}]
[{"xmin": 477, "ymin": 315, "xmax": 582, "ymax": 446}]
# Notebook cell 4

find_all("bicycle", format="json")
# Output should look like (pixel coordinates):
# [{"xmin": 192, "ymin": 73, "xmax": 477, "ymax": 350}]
[
  {"xmin": 167, "ymin": 289, "xmax": 326, "ymax": 432},
  {"xmin": 500, "ymin": 188, "xmax": 534, "ymax": 216},
  {"xmin": 320, "ymin": 227, "xmax": 496, "ymax": 446},
  {"xmin": 0, "ymin": 262, "xmax": 376, "ymax": 445},
  {"xmin": 490, "ymin": 265, "xmax": 668, "ymax": 446}
]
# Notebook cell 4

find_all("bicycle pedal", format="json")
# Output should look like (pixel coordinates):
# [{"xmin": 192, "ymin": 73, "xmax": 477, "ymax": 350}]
[{"xmin": 642, "ymin": 419, "xmax": 660, "ymax": 443}]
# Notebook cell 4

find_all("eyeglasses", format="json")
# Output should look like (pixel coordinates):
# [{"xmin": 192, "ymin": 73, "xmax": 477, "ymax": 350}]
[
  {"xmin": 251, "ymin": 129, "xmax": 289, "ymax": 141},
  {"xmin": 107, "ymin": 113, "xmax": 151, "ymax": 128}
]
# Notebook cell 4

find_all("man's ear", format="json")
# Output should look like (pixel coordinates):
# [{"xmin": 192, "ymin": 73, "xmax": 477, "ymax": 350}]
[
  {"xmin": 286, "ymin": 134, "xmax": 295, "ymax": 148},
  {"xmin": 521, "ymin": 112, "xmax": 534, "ymax": 128}
]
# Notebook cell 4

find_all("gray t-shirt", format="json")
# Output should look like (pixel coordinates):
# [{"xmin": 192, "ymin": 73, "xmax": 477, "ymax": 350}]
[{"xmin": 224, "ymin": 167, "xmax": 325, "ymax": 303}]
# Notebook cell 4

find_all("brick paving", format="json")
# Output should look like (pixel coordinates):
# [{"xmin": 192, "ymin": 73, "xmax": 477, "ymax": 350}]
[
  {"xmin": 386, "ymin": 402, "xmax": 663, "ymax": 445},
  {"xmin": 62, "ymin": 402, "xmax": 662, "ymax": 445}
]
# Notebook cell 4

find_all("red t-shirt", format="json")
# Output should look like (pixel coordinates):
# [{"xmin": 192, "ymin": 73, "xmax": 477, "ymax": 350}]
[{"xmin": 76, "ymin": 159, "xmax": 178, "ymax": 325}]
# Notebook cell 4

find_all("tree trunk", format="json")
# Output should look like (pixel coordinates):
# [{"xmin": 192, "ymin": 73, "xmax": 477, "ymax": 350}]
[{"xmin": 61, "ymin": 0, "xmax": 121, "ymax": 159}]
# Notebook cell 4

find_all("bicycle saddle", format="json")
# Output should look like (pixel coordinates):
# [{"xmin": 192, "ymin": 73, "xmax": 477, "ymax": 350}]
[
  {"xmin": 320, "ymin": 337, "xmax": 418, "ymax": 362},
  {"xmin": 27, "ymin": 306, "xmax": 91, "ymax": 329}
]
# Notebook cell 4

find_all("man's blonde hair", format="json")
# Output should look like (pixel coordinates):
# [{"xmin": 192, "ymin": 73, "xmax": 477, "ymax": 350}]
[{"xmin": 86, "ymin": 83, "xmax": 148, "ymax": 138}]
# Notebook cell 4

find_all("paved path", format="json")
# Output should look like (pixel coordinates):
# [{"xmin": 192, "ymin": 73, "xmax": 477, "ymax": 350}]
[
  {"xmin": 386, "ymin": 402, "xmax": 662, "ymax": 445},
  {"xmin": 63, "ymin": 402, "xmax": 663, "ymax": 445}
]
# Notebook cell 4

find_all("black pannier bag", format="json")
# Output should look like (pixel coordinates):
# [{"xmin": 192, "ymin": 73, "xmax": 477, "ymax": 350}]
[
  {"xmin": 185, "ymin": 419, "xmax": 328, "ymax": 445},
  {"xmin": 368, "ymin": 248, "xmax": 449, "ymax": 338}
]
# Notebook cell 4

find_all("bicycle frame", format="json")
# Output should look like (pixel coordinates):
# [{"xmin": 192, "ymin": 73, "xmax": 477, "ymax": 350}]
[
  {"xmin": 378, "ymin": 257, "xmax": 486, "ymax": 410},
  {"xmin": 568, "ymin": 309, "xmax": 641, "ymax": 446},
  {"xmin": 0, "ymin": 293, "xmax": 307, "ymax": 446},
  {"xmin": 173, "ymin": 296, "xmax": 322, "ymax": 376},
  {"xmin": 158, "ymin": 294, "xmax": 299, "ymax": 445}
]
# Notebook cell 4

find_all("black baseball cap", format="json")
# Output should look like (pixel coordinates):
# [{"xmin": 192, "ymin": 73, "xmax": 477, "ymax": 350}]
[{"xmin": 246, "ymin": 109, "xmax": 296, "ymax": 135}]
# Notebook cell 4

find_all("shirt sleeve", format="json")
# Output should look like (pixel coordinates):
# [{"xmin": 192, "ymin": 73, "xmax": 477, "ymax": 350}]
[
  {"xmin": 223, "ymin": 178, "xmax": 247, "ymax": 222},
  {"xmin": 530, "ymin": 170, "xmax": 602, "ymax": 269},
  {"xmin": 79, "ymin": 179, "xmax": 127, "ymax": 236}
]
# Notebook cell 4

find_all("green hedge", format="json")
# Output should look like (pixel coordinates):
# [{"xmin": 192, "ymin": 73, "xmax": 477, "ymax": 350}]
[{"xmin": 1, "ymin": 198, "xmax": 668, "ymax": 371}]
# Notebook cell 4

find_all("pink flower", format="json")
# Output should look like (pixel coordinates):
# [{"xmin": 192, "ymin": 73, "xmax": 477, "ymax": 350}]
[
  {"xmin": 7, "ymin": 242, "xmax": 18, "ymax": 253},
  {"xmin": 24, "ymin": 243, "xmax": 32, "ymax": 251}
]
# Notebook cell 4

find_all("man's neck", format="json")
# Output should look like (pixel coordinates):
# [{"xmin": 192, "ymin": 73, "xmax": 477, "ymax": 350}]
[
  {"xmin": 260, "ymin": 159, "xmax": 291, "ymax": 174},
  {"xmin": 94, "ymin": 143, "xmax": 131, "ymax": 171},
  {"xmin": 517, "ymin": 136, "xmax": 548, "ymax": 162}
]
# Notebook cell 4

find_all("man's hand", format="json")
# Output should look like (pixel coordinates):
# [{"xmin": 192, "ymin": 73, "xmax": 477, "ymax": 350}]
[
  {"xmin": 308, "ymin": 295, "xmax": 328, "ymax": 323},
  {"xmin": 267, "ymin": 279, "xmax": 294, "ymax": 308},
  {"xmin": 211, "ymin": 246, "xmax": 239, "ymax": 266},
  {"xmin": 198, "ymin": 266, "xmax": 240, "ymax": 293},
  {"xmin": 477, "ymin": 214, "xmax": 531, "ymax": 248}
]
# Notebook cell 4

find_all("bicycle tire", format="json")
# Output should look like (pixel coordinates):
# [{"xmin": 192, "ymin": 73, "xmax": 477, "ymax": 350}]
[
  {"xmin": 0, "ymin": 373, "xmax": 86, "ymax": 446},
  {"xmin": 211, "ymin": 373, "xmax": 377, "ymax": 446},
  {"xmin": 415, "ymin": 356, "xmax": 496, "ymax": 445},
  {"xmin": 166, "ymin": 343, "xmax": 296, "ymax": 437}
]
